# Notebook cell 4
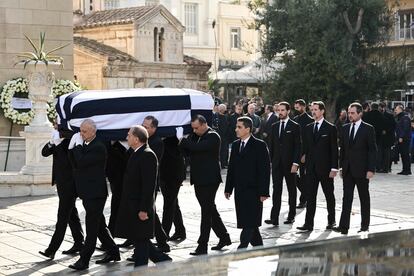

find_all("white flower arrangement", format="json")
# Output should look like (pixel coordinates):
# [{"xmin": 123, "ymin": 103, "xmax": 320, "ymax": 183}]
[{"xmin": 0, "ymin": 77, "xmax": 81, "ymax": 125}]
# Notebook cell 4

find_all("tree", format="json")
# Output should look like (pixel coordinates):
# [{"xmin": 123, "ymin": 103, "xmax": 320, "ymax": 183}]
[{"xmin": 250, "ymin": 0, "xmax": 407, "ymax": 121}]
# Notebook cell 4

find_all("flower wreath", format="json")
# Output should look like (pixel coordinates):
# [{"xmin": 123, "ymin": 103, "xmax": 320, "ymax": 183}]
[{"xmin": 0, "ymin": 77, "xmax": 81, "ymax": 125}]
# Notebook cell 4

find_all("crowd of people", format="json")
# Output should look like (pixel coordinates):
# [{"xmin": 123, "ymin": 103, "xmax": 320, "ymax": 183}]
[{"xmin": 38, "ymin": 96, "xmax": 413, "ymax": 271}]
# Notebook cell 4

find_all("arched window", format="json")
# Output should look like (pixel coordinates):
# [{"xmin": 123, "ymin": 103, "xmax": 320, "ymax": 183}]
[
  {"xmin": 158, "ymin": 28, "xmax": 164, "ymax": 62},
  {"xmin": 154, "ymin": 27, "xmax": 158, "ymax": 62}
]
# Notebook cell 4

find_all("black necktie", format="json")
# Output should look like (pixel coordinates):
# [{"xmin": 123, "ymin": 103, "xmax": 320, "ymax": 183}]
[
  {"xmin": 313, "ymin": 122, "xmax": 319, "ymax": 140},
  {"xmin": 280, "ymin": 121, "xmax": 285, "ymax": 137},
  {"xmin": 240, "ymin": 141, "xmax": 245, "ymax": 152},
  {"xmin": 350, "ymin": 123, "xmax": 355, "ymax": 143}
]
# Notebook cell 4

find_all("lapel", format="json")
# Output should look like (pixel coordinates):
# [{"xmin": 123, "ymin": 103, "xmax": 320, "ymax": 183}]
[
  {"xmin": 353, "ymin": 122, "xmax": 364, "ymax": 144},
  {"xmin": 314, "ymin": 120, "xmax": 327, "ymax": 143}
]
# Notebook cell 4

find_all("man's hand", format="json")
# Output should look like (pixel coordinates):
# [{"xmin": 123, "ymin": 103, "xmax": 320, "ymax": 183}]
[
  {"xmin": 75, "ymin": 133, "xmax": 84, "ymax": 146},
  {"xmin": 138, "ymin": 211, "xmax": 148, "ymax": 221},
  {"xmin": 301, "ymin": 155, "xmax": 306, "ymax": 164},
  {"xmin": 260, "ymin": 196, "xmax": 269, "ymax": 202},
  {"xmin": 225, "ymin": 193, "xmax": 231, "ymax": 200},
  {"xmin": 366, "ymin": 171, "xmax": 374, "ymax": 179},
  {"xmin": 291, "ymin": 164, "xmax": 298, "ymax": 174},
  {"xmin": 329, "ymin": 171, "xmax": 337, "ymax": 178},
  {"xmin": 399, "ymin": 138, "xmax": 403, "ymax": 143}
]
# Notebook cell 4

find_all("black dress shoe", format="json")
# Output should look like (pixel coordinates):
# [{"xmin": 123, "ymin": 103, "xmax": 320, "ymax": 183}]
[
  {"xmin": 169, "ymin": 232, "xmax": 187, "ymax": 241},
  {"xmin": 62, "ymin": 244, "xmax": 83, "ymax": 255},
  {"xmin": 211, "ymin": 238, "xmax": 232, "ymax": 250},
  {"xmin": 190, "ymin": 249, "xmax": 207, "ymax": 256},
  {"xmin": 117, "ymin": 239, "xmax": 134, "ymax": 248},
  {"xmin": 264, "ymin": 219, "xmax": 278, "ymax": 226},
  {"xmin": 326, "ymin": 223, "xmax": 336, "ymax": 230},
  {"xmin": 332, "ymin": 227, "xmax": 348, "ymax": 235},
  {"xmin": 127, "ymin": 256, "xmax": 135, "ymax": 262},
  {"xmin": 156, "ymin": 242, "xmax": 171, "ymax": 253},
  {"xmin": 95, "ymin": 253, "xmax": 121, "ymax": 264},
  {"xmin": 296, "ymin": 202, "xmax": 306, "ymax": 209},
  {"xmin": 190, "ymin": 246, "xmax": 207, "ymax": 256},
  {"xmin": 69, "ymin": 259, "xmax": 89, "ymax": 270},
  {"xmin": 358, "ymin": 227, "xmax": 369, "ymax": 233},
  {"xmin": 398, "ymin": 171, "xmax": 412, "ymax": 175},
  {"xmin": 296, "ymin": 225, "xmax": 313, "ymax": 232},
  {"xmin": 284, "ymin": 218, "xmax": 295, "ymax": 224},
  {"xmin": 39, "ymin": 250, "xmax": 55, "ymax": 260}
]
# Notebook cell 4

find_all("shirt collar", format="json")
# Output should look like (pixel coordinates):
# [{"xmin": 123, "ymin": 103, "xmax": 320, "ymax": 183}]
[
  {"xmin": 315, "ymin": 117, "xmax": 324, "ymax": 126},
  {"xmin": 353, "ymin": 119, "xmax": 362, "ymax": 128},
  {"xmin": 267, "ymin": 112, "xmax": 273, "ymax": 119},
  {"xmin": 85, "ymin": 136, "xmax": 96, "ymax": 145},
  {"xmin": 241, "ymin": 135, "xmax": 251, "ymax": 144},
  {"xmin": 280, "ymin": 117, "xmax": 289, "ymax": 124}
]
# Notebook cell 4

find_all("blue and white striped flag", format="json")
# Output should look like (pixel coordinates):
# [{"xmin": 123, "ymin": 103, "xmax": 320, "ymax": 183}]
[{"xmin": 56, "ymin": 88, "xmax": 214, "ymax": 140}]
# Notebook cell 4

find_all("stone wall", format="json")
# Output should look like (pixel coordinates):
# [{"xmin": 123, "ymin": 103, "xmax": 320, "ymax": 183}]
[{"xmin": 0, "ymin": 0, "xmax": 74, "ymax": 170}]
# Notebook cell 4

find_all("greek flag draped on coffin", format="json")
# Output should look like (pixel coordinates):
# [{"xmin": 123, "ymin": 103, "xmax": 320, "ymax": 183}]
[{"xmin": 56, "ymin": 88, "xmax": 214, "ymax": 140}]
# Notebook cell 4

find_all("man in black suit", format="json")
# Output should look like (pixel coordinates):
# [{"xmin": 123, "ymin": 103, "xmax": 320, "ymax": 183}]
[
  {"xmin": 160, "ymin": 136, "xmax": 187, "ymax": 241},
  {"xmin": 395, "ymin": 105, "xmax": 412, "ymax": 175},
  {"xmin": 261, "ymin": 104, "xmax": 278, "ymax": 146},
  {"xmin": 115, "ymin": 125, "xmax": 167, "ymax": 267},
  {"xmin": 217, "ymin": 104, "xmax": 230, "ymax": 168},
  {"xmin": 68, "ymin": 119, "xmax": 120, "ymax": 270},
  {"xmin": 334, "ymin": 103, "xmax": 377, "ymax": 235},
  {"xmin": 297, "ymin": 101, "xmax": 338, "ymax": 232},
  {"xmin": 378, "ymin": 102, "xmax": 396, "ymax": 173},
  {"xmin": 293, "ymin": 99, "xmax": 314, "ymax": 209},
  {"xmin": 246, "ymin": 103, "xmax": 261, "ymax": 137},
  {"xmin": 228, "ymin": 104, "xmax": 243, "ymax": 143},
  {"xmin": 225, "ymin": 117, "xmax": 270, "ymax": 249},
  {"xmin": 363, "ymin": 102, "xmax": 385, "ymax": 171},
  {"xmin": 179, "ymin": 115, "xmax": 231, "ymax": 255},
  {"xmin": 39, "ymin": 127, "xmax": 84, "ymax": 259},
  {"xmin": 106, "ymin": 141, "xmax": 129, "ymax": 236},
  {"xmin": 142, "ymin": 116, "xmax": 170, "ymax": 253},
  {"xmin": 266, "ymin": 102, "xmax": 301, "ymax": 226}
]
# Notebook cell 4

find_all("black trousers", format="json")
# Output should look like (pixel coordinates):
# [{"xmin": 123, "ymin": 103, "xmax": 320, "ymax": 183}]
[
  {"xmin": 339, "ymin": 173, "xmax": 370, "ymax": 230},
  {"xmin": 304, "ymin": 171, "xmax": 336, "ymax": 227},
  {"xmin": 271, "ymin": 166, "xmax": 297, "ymax": 222},
  {"xmin": 297, "ymin": 163, "xmax": 307, "ymax": 204},
  {"xmin": 238, "ymin": 227, "xmax": 263, "ymax": 249},
  {"xmin": 220, "ymin": 140, "xmax": 229, "ymax": 168},
  {"xmin": 132, "ymin": 240, "xmax": 171, "ymax": 267},
  {"xmin": 194, "ymin": 183, "xmax": 228, "ymax": 246},
  {"xmin": 108, "ymin": 179, "xmax": 123, "ymax": 235},
  {"xmin": 380, "ymin": 145, "xmax": 391, "ymax": 172},
  {"xmin": 47, "ymin": 183, "xmax": 84, "ymax": 253},
  {"xmin": 80, "ymin": 198, "xmax": 118, "ymax": 262},
  {"xmin": 154, "ymin": 192, "xmax": 168, "ymax": 244},
  {"xmin": 398, "ymin": 140, "xmax": 412, "ymax": 173},
  {"xmin": 160, "ymin": 182, "xmax": 185, "ymax": 236}
]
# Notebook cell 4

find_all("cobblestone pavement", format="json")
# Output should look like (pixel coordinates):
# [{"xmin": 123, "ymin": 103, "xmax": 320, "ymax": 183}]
[{"xmin": 0, "ymin": 163, "xmax": 413, "ymax": 275}]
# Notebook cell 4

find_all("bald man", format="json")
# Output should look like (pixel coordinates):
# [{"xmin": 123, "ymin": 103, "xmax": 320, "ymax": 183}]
[{"xmin": 68, "ymin": 119, "xmax": 120, "ymax": 270}]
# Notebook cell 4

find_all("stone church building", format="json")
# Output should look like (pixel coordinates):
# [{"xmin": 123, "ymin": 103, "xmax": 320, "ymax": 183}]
[{"xmin": 73, "ymin": 5, "xmax": 211, "ymax": 90}]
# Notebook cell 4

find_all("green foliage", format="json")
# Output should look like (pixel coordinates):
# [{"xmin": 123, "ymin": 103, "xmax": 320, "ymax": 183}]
[
  {"xmin": 250, "ymin": 0, "xmax": 407, "ymax": 117},
  {"xmin": 15, "ymin": 32, "xmax": 70, "ymax": 69}
]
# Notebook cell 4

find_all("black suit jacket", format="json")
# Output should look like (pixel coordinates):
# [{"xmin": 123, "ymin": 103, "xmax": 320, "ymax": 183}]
[
  {"xmin": 303, "ymin": 119, "xmax": 338, "ymax": 175},
  {"xmin": 41, "ymin": 139, "xmax": 74, "ymax": 188},
  {"xmin": 115, "ymin": 145, "xmax": 157, "ymax": 240},
  {"xmin": 180, "ymin": 127, "xmax": 222, "ymax": 185},
  {"xmin": 228, "ymin": 112, "xmax": 242, "ymax": 143},
  {"xmin": 217, "ymin": 113, "xmax": 229, "ymax": 143},
  {"xmin": 225, "ymin": 136, "xmax": 270, "ymax": 228},
  {"xmin": 340, "ymin": 121, "xmax": 377, "ymax": 178},
  {"xmin": 148, "ymin": 134, "xmax": 164, "ymax": 190},
  {"xmin": 70, "ymin": 138, "xmax": 108, "ymax": 200},
  {"xmin": 269, "ymin": 119, "xmax": 301, "ymax": 172},
  {"xmin": 105, "ymin": 141, "xmax": 129, "ymax": 185}
]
